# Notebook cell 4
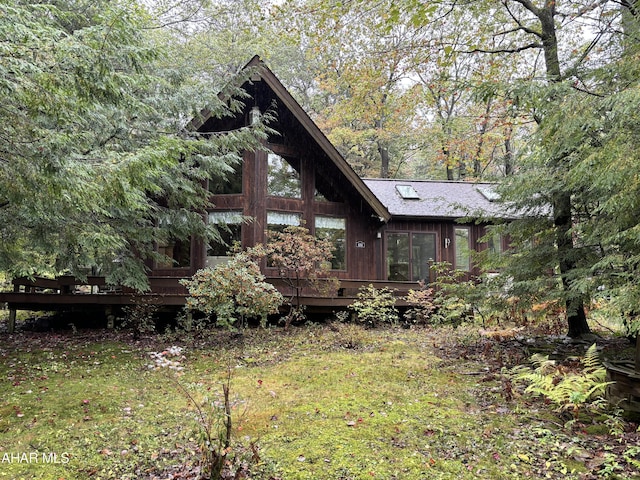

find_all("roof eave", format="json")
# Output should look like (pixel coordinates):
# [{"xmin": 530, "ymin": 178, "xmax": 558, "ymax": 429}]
[
  {"xmin": 246, "ymin": 57, "xmax": 391, "ymax": 223},
  {"xmin": 186, "ymin": 56, "xmax": 391, "ymax": 222}
]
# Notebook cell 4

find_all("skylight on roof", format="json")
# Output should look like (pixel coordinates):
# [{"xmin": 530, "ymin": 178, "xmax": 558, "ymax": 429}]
[
  {"xmin": 396, "ymin": 184, "xmax": 420, "ymax": 200},
  {"xmin": 476, "ymin": 185, "xmax": 500, "ymax": 202}
]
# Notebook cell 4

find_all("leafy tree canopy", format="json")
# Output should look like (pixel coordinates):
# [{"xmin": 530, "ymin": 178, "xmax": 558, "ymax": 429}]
[{"xmin": 0, "ymin": 0, "xmax": 266, "ymax": 290}]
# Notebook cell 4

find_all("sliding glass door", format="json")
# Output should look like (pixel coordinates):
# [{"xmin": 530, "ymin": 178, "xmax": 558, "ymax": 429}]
[{"xmin": 386, "ymin": 232, "xmax": 436, "ymax": 282}]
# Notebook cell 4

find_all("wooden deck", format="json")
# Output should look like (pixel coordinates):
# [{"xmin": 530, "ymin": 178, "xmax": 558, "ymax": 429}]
[{"xmin": 1, "ymin": 275, "xmax": 422, "ymax": 332}]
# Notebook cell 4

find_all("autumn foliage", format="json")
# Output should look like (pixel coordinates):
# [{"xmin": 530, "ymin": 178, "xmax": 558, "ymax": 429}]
[{"xmin": 264, "ymin": 225, "xmax": 339, "ymax": 325}]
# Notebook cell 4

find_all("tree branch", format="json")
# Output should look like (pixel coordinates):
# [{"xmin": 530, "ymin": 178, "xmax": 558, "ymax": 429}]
[
  {"xmin": 503, "ymin": 1, "xmax": 543, "ymax": 38},
  {"xmin": 466, "ymin": 42, "xmax": 542, "ymax": 54},
  {"xmin": 617, "ymin": 0, "xmax": 639, "ymax": 18},
  {"xmin": 571, "ymin": 82, "xmax": 606, "ymax": 97},
  {"xmin": 574, "ymin": 0, "xmax": 611, "ymax": 19},
  {"xmin": 509, "ymin": 0, "xmax": 542, "ymax": 17},
  {"xmin": 494, "ymin": 26, "xmax": 540, "ymax": 38}
]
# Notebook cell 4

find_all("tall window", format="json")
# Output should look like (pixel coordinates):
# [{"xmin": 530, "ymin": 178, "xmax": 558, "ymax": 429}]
[
  {"xmin": 315, "ymin": 216, "xmax": 346, "ymax": 270},
  {"xmin": 487, "ymin": 231, "xmax": 503, "ymax": 255},
  {"xmin": 267, "ymin": 153, "xmax": 301, "ymax": 198},
  {"xmin": 266, "ymin": 211, "xmax": 301, "ymax": 267},
  {"xmin": 454, "ymin": 227, "xmax": 471, "ymax": 271},
  {"xmin": 314, "ymin": 173, "xmax": 343, "ymax": 202},
  {"xmin": 209, "ymin": 161, "xmax": 242, "ymax": 194},
  {"xmin": 157, "ymin": 238, "xmax": 191, "ymax": 268},
  {"xmin": 386, "ymin": 232, "xmax": 436, "ymax": 281},
  {"xmin": 208, "ymin": 211, "xmax": 243, "ymax": 255}
]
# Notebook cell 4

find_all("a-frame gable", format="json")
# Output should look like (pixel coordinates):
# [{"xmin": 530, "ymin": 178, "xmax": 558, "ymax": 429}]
[{"xmin": 192, "ymin": 55, "xmax": 391, "ymax": 223}]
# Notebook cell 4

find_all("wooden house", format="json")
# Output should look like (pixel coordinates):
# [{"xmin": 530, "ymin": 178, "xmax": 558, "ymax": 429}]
[{"xmin": 1, "ymin": 57, "xmax": 512, "ymax": 329}]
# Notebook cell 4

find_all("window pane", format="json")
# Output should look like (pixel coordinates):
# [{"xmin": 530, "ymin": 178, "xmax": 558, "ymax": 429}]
[
  {"xmin": 455, "ymin": 227, "xmax": 471, "ymax": 271},
  {"xmin": 411, "ymin": 233, "xmax": 436, "ymax": 281},
  {"xmin": 267, "ymin": 153, "xmax": 301, "ymax": 198},
  {"xmin": 158, "ymin": 238, "xmax": 190, "ymax": 268},
  {"xmin": 315, "ymin": 216, "xmax": 346, "ymax": 270},
  {"xmin": 488, "ymin": 232, "xmax": 502, "ymax": 254},
  {"xmin": 208, "ymin": 211, "xmax": 244, "ymax": 224},
  {"xmin": 209, "ymin": 161, "xmax": 242, "ymax": 194},
  {"xmin": 387, "ymin": 233, "xmax": 409, "ymax": 280},
  {"xmin": 315, "ymin": 173, "xmax": 343, "ymax": 202},
  {"xmin": 207, "ymin": 211, "xmax": 242, "ymax": 258},
  {"xmin": 266, "ymin": 212, "xmax": 301, "ymax": 267},
  {"xmin": 396, "ymin": 184, "xmax": 420, "ymax": 199},
  {"xmin": 267, "ymin": 211, "xmax": 301, "ymax": 230}
]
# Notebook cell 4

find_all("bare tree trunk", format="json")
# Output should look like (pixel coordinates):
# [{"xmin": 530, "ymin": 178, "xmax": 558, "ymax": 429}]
[
  {"xmin": 379, "ymin": 141, "xmax": 390, "ymax": 178},
  {"xmin": 532, "ymin": 0, "xmax": 591, "ymax": 337},
  {"xmin": 554, "ymin": 192, "xmax": 590, "ymax": 337},
  {"xmin": 503, "ymin": 126, "xmax": 514, "ymax": 176}
]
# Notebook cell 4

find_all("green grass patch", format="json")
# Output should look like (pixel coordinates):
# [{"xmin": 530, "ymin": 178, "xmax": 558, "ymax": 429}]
[{"xmin": 0, "ymin": 326, "xmax": 637, "ymax": 479}]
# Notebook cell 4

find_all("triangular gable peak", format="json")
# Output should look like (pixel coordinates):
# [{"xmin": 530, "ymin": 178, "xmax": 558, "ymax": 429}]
[{"xmin": 192, "ymin": 55, "xmax": 390, "ymax": 222}]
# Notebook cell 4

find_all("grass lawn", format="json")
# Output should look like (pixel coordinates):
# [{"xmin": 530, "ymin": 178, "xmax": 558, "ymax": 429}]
[{"xmin": 0, "ymin": 323, "xmax": 638, "ymax": 479}]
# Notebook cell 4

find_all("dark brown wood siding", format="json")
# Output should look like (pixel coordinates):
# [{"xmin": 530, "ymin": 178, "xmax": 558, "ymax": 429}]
[{"xmin": 202, "ymin": 141, "xmax": 383, "ymax": 282}]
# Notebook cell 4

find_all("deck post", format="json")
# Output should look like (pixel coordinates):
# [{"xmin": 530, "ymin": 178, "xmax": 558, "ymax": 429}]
[
  {"xmin": 8, "ymin": 308, "xmax": 16, "ymax": 333},
  {"xmin": 105, "ymin": 307, "xmax": 115, "ymax": 329}
]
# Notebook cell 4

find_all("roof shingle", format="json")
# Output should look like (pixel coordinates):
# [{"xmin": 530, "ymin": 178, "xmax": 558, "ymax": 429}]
[{"xmin": 363, "ymin": 179, "xmax": 513, "ymax": 220}]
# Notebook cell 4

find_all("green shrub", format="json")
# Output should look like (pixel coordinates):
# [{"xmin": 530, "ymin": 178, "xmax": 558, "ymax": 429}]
[
  {"xmin": 120, "ymin": 296, "xmax": 159, "ymax": 340},
  {"xmin": 181, "ymin": 250, "xmax": 283, "ymax": 329},
  {"xmin": 349, "ymin": 284, "xmax": 398, "ymax": 327}
]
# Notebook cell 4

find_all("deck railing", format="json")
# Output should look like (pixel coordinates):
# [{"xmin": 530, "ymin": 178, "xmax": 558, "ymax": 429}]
[
  {"xmin": 9, "ymin": 276, "xmax": 422, "ymax": 298},
  {"xmin": 2, "ymin": 275, "xmax": 428, "ymax": 332}
]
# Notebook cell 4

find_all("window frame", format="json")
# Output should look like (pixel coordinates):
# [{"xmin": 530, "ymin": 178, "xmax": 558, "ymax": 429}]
[
  {"xmin": 267, "ymin": 153, "xmax": 302, "ymax": 199},
  {"xmin": 454, "ymin": 226, "xmax": 472, "ymax": 272},
  {"xmin": 385, "ymin": 231, "xmax": 437, "ymax": 281},
  {"xmin": 314, "ymin": 215, "xmax": 347, "ymax": 271}
]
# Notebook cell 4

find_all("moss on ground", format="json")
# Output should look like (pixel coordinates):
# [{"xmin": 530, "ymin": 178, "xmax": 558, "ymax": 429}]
[{"xmin": 0, "ymin": 325, "xmax": 637, "ymax": 479}]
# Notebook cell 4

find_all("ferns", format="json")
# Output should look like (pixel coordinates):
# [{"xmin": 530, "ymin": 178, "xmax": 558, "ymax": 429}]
[{"xmin": 511, "ymin": 344, "xmax": 615, "ymax": 429}]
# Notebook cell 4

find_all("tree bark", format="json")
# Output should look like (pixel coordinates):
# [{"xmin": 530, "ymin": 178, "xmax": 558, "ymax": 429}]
[
  {"xmin": 555, "ymin": 192, "xmax": 590, "ymax": 337},
  {"xmin": 531, "ymin": 0, "xmax": 591, "ymax": 336},
  {"xmin": 379, "ymin": 141, "xmax": 390, "ymax": 178}
]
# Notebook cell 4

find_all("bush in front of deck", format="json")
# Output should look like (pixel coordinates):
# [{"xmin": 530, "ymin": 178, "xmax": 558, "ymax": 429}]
[
  {"xmin": 181, "ymin": 250, "xmax": 283, "ymax": 329},
  {"xmin": 349, "ymin": 284, "xmax": 399, "ymax": 327}
]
